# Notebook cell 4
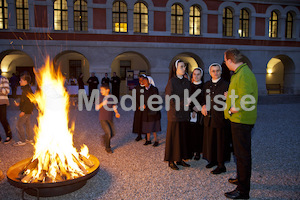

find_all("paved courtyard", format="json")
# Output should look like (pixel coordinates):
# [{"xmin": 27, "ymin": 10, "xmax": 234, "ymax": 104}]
[{"xmin": 0, "ymin": 95, "xmax": 299, "ymax": 200}]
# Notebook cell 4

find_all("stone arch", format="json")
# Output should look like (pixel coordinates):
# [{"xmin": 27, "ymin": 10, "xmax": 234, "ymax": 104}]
[
  {"xmin": 169, "ymin": 52, "xmax": 205, "ymax": 81},
  {"xmin": 0, "ymin": 49, "xmax": 35, "ymax": 83},
  {"xmin": 266, "ymin": 55, "xmax": 295, "ymax": 94},
  {"xmin": 53, "ymin": 50, "xmax": 90, "ymax": 84},
  {"xmin": 110, "ymin": 51, "xmax": 150, "ymax": 95}
]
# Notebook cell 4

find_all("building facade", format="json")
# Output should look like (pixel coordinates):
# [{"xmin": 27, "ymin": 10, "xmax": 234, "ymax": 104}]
[{"xmin": 0, "ymin": 0, "xmax": 300, "ymax": 95}]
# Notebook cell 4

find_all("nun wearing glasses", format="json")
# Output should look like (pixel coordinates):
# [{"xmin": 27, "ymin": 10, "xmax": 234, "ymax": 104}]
[
  {"xmin": 201, "ymin": 63, "xmax": 231, "ymax": 174},
  {"xmin": 164, "ymin": 59, "xmax": 193, "ymax": 170}
]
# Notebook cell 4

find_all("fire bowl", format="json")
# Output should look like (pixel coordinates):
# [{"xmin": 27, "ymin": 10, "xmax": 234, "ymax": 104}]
[{"xmin": 7, "ymin": 155, "xmax": 100, "ymax": 197}]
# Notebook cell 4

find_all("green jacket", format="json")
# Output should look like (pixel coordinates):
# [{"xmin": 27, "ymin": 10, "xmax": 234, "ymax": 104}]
[{"xmin": 224, "ymin": 63, "xmax": 258, "ymax": 125}]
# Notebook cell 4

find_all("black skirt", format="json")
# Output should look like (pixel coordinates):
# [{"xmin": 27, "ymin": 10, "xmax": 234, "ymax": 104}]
[
  {"xmin": 202, "ymin": 126, "xmax": 231, "ymax": 163},
  {"xmin": 142, "ymin": 120, "xmax": 161, "ymax": 133},
  {"xmin": 132, "ymin": 110, "xmax": 144, "ymax": 134},
  {"xmin": 164, "ymin": 121, "xmax": 193, "ymax": 162}
]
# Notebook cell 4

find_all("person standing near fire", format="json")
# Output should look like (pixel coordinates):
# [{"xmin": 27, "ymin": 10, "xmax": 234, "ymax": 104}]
[
  {"xmin": 0, "ymin": 69, "xmax": 13, "ymax": 144},
  {"xmin": 13, "ymin": 72, "xmax": 34, "ymax": 146},
  {"xmin": 164, "ymin": 59, "xmax": 192, "ymax": 170},
  {"xmin": 110, "ymin": 72, "xmax": 121, "ymax": 101},
  {"xmin": 201, "ymin": 63, "xmax": 230, "ymax": 174},
  {"xmin": 87, "ymin": 72, "xmax": 99, "ymax": 99},
  {"xmin": 140, "ymin": 75, "xmax": 161, "ymax": 147},
  {"xmin": 224, "ymin": 48, "xmax": 258, "ymax": 199},
  {"xmin": 189, "ymin": 67, "xmax": 204, "ymax": 161},
  {"xmin": 96, "ymin": 85, "xmax": 120, "ymax": 154}
]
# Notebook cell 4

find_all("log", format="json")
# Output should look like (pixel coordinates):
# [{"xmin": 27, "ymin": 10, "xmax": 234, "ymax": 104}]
[
  {"xmin": 72, "ymin": 155, "xmax": 88, "ymax": 174},
  {"xmin": 79, "ymin": 154, "xmax": 94, "ymax": 168}
]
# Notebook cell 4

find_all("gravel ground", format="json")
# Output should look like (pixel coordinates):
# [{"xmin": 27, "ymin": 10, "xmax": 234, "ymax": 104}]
[{"xmin": 0, "ymin": 96, "xmax": 299, "ymax": 200}]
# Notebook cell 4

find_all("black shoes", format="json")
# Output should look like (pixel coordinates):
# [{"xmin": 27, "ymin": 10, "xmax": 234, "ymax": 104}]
[
  {"xmin": 176, "ymin": 161, "xmax": 190, "ymax": 167},
  {"xmin": 144, "ymin": 140, "xmax": 151, "ymax": 145},
  {"xmin": 153, "ymin": 141, "xmax": 159, "ymax": 147},
  {"xmin": 168, "ymin": 162, "xmax": 179, "ymax": 170},
  {"xmin": 211, "ymin": 166, "xmax": 226, "ymax": 174},
  {"xmin": 228, "ymin": 178, "xmax": 239, "ymax": 185},
  {"xmin": 206, "ymin": 162, "xmax": 217, "ymax": 168},
  {"xmin": 224, "ymin": 189, "xmax": 249, "ymax": 199},
  {"xmin": 4, "ymin": 137, "xmax": 12, "ymax": 144},
  {"xmin": 135, "ymin": 135, "xmax": 142, "ymax": 141},
  {"xmin": 105, "ymin": 148, "xmax": 113, "ymax": 153}
]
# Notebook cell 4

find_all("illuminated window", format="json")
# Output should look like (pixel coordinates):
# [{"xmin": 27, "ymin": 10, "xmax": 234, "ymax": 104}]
[
  {"xmin": 269, "ymin": 11, "xmax": 278, "ymax": 38},
  {"xmin": 285, "ymin": 12, "xmax": 293, "ymax": 39},
  {"xmin": 112, "ymin": 1, "xmax": 127, "ymax": 33},
  {"xmin": 239, "ymin": 8, "xmax": 249, "ymax": 38},
  {"xmin": 54, "ymin": 0, "xmax": 68, "ymax": 30},
  {"xmin": 0, "ymin": 0, "xmax": 8, "ymax": 29},
  {"xmin": 189, "ymin": 5, "xmax": 200, "ymax": 35},
  {"xmin": 16, "ymin": 0, "xmax": 29, "ymax": 29},
  {"xmin": 74, "ymin": 0, "xmax": 87, "ymax": 31},
  {"xmin": 223, "ymin": 7, "xmax": 233, "ymax": 36},
  {"xmin": 171, "ymin": 4, "xmax": 183, "ymax": 34},
  {"xmin": 134, "ymin": 2, "xmax": 148, "ymax": 33}
]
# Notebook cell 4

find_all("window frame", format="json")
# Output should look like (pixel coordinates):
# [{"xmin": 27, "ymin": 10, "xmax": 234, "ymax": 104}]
[
  {"xmin": 223, "ymin": 7, "xmax": 233, "ymax": 37},
  {"xmin": 0, "ymin": 0, "xmax": 8, "ymax": 29},
  {"xmin": 285, "ymin": 11, "xmax": 293, "ymax": 39},
  {"xmin": 16, "ymin": 0, "xmax": 29, "ymax": 30},
  {"xmin": 189, "ymin": 5, "xmax": 201, "ymax": 36},
  {"xmin": 74, "ymin": 0, "xmax": 88, "ymax": 31},
  {"xmin": 54, "ymin": 0, "xmax": 68, "ymax": 31},
  {"xmin": 112, "ymin": 1, "xmax": 128, "ymax": 33},
  {"xmin": 239, "ymin": 8, "xmax": 249, "ymax": 38},
  {"xmin": 269, "ymin": 11, "xmax": 278, "ymax": 38},
  {"xmin": 171, "ymin": 4, "xmax": 184, "ymax": 35},
  {"xmin": 133, "ymin": 2, "xmax": 148, "ymax": 34}
]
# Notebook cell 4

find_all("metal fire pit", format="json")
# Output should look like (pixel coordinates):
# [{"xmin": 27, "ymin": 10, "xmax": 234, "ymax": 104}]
[{"xmin": 7, "ymin": 155, "xmax": 100, "ymax": 198}]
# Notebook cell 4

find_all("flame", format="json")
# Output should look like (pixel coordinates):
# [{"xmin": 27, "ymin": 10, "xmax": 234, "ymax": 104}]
[{"xmin": 25, "ymin": 57, "xmax": 91, "ymax": 183}]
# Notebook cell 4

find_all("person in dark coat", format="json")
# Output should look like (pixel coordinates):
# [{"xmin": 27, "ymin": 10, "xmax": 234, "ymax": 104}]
[
  {"xmin": 110, "ymin": 72, "xmax": 121, "ymax": 101},
  {"xmin": 101, "ymin": 73, "xmax": 110, "ymax": 87},
  {"xmin": 189, "ymin": 67, "xmax": 204, "ymax": 160},
  {"xmin": 164, "ymin": 59, "xmax": 192, "ymax": 170},
  {"xmin": 13, "ymin": 73, "xmax": 34, "ymax": 146},
  {"xmin": 140, "ymin": 75, "xmax": 161, "ymax": 147},
  {"xmin": 9, "ymin": 73, "xmax": 19, "ymax": 99},
  {"xmin": 201, "ymin": 63, "xmax": 230, "ymax": 174},
  {"xmin": 87, "ymin": 72, "xmax": 99, "ymax": 98},
  {"xmin": 132, "ymin": 75, "xmax": 145, "ymax": 141},
  {"xmin": 77, "ymin": 73, "xmax": 84, "ymax": 89}
]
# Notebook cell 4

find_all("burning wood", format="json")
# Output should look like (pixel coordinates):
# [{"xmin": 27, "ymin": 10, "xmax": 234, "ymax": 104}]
[
  {"xmin": 17, "ymin": 154, "xmax": 94, "ymax": 183},
  {"xmin": 17, "ymin": 57, "xmax": 96, "ymax": 184}
]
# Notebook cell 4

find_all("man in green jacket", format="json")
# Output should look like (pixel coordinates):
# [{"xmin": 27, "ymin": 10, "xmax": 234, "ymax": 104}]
[{"xmin": 224, "ymin": 48, "xmax": 258, "ymax": 199}]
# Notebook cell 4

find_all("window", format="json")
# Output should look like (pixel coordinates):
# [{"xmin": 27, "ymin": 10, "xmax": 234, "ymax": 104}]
[
  {"xmin": 171, "ymin": 4, "xmax": 183, "ymax": 34},
  {"xmin": 69, "ymin": 60, "xmax": 81, "ymax": 79},
  {"xmin": 189, "ymin": 5, "xmax": 200, "ymax": 35},
  {"xmin": 269, "ymin": 11, "xmax": 278, "ymax": 38},
  {"xmin": 239, "ymin": 8, "xmax": 249, "ymax": 38},
  {"xmin": 0, "ymin": 0, "xmax": 8, "ymax": 29},
  {"xmin": 112, "ymin": 1, "xmax": 127, "ymax": 33},
  {"xmin": 285, "ymin": 12, "xmax": 293, "ymax": 39},
  {"xmin": 16, "ymin": 0, "xmax": 29, "ymax": 29},
  {"xmin": 134, "ymin": 2, "xmax": 148, "ymax": 33},
  {"xmin": 54, "ymin": 0, "xmax": 68, "ymax": 30},
  {"xmin": 223, "ymin": 7, "xmax": 233, "ymax": 36},
  {"xmin": 74, "ymin": 0, "xmax": 87, "ymax": 31}
]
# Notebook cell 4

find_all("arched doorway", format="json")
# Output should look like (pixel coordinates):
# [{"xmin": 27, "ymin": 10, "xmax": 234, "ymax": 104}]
[
  {"xmin": 266, "ymin": 55, "xmax": 295, "ymax": 94},
  {"xmin": 111, "ymin": 52, "xmax": 150, "ymax": 95},
  {"xmin": 169, "ymin": 53, "xmax": 204, "ymax": 81},
  {"xmin": 0, "ymin": 50, "xmax": 35, "ymax": 84},
  {"xmin": 53, "ymin": 51, "xmax": 90, "ymax": 84}
]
